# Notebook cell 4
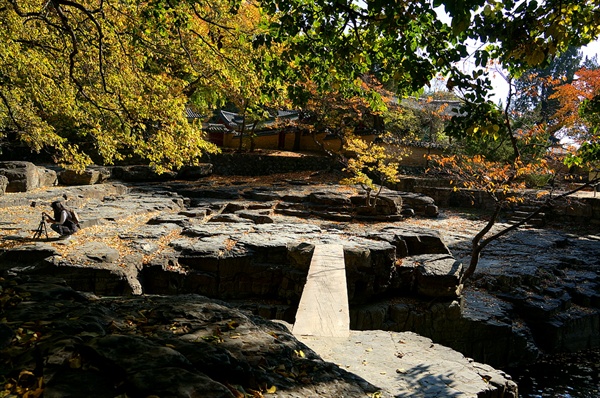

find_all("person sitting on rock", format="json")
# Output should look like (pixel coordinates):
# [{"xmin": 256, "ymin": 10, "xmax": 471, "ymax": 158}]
[{"xmin": 44, "ymin": 201, "xmax": 80, "ymax": 239}]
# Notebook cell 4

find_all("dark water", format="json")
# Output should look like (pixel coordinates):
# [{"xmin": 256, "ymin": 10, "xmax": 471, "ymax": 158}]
[{"xmin": 506, "ymin": 349, "xmax": 600, "ymax": 398}]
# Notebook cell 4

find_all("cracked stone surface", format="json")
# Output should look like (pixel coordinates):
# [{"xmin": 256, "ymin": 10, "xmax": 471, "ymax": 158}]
[{"xmin": 0, "ymin": 179, "xmax": 522, "ymax": 397}]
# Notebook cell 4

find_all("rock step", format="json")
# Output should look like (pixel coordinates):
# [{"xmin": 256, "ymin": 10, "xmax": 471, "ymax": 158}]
[
  {"xmin": 512, "ymin": 210, "xmax": 546, "ymax": 218},
  {"xmin": 515, "ymin": 205, "xmax": 546, "ymax": 212},
  {"xmin": 506, "ymin": 208, "xmax": 546, "ymax": 227},
  {"xmin": 507, "ymin": 217, "xmax": 545, "ymax": 228}
]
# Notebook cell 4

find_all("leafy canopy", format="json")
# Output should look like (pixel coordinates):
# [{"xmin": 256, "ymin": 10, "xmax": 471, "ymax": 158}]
[
  {"xmin": 1, "ymin": 0, "xmax": 600, "ymax": 171},
  {"xmin": 0, "ymin": 0, "xmax": 284, "ymax": 171}
]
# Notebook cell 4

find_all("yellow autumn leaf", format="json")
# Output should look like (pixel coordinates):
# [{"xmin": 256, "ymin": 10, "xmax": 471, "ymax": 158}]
[{"xmin": 68, "ymin": 357, "xmax": 82, "ymax": 369}]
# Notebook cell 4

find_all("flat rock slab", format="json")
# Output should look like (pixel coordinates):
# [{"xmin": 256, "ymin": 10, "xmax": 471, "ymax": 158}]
[
  {"xmin": 298, "ymin": 330, "xmax": 518, "ymax": 398},
  {"xmin": 79, "ymin": 241, "xmax": 120, "ymax": 263},
  {"xmin": 293, "ymin": 244, "xmax": 350, "ymax": 338}
]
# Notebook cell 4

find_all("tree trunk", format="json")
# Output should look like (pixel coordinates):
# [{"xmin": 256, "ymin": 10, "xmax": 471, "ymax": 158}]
[{"xmin": 462, "ymin": 181, "xmax": 598, "ymax": 283}]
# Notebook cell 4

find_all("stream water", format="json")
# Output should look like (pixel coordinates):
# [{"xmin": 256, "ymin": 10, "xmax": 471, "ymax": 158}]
[{"xmin": 506, "ymin": 349, "xmax": 600, "ymax": 397}]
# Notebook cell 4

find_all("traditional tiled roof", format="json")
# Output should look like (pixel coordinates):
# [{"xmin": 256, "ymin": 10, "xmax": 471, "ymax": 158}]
[
  {"xmin": 185, "ymin": 106, "xmax": 204, "ymax": 119},
  {"xmin": 215, "ymin": 110, "xmax": 300, "ymax": 131},
  {"xmin": 218, "ymin": 110, "xmax": 246, "ymax": 128},
  {"xmin": 277, "ymin": 110, "xmax": 300, "ymax": 120},
  {"xmin": 204, "ymin": 123, "xmax": 230, "ymax": 133}
]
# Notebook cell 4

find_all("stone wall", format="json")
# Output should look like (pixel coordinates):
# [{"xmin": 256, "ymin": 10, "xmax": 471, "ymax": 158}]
[
  {"xmin": 204, "ymin": 151, "xmax": 336, "ymax": 176},
  {"xmin": 394, "ymin": 176, "xmax": 600, "ymax": 222}
]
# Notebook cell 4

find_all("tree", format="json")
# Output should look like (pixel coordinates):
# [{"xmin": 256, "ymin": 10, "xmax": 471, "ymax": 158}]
[
  {"xmin": 4, "ymin": 0, "xmax": 599, "ymax": 172},
  {"xmin": 511, "ymin": 46, "xmax": 583, "ymax": 127},
  {"xmin": 260, "ymin": 0, "xmax": 599, "ymax": 102},
  {"xmin": 549, "ymin": 67, "xmax": 600, "ymax": 144},
  {"xmin": 431, "ymin": 75, "xmax": 600, "ymax": 281},
  {"xmin": 0, "ymin": 0, "xmax": 286, "ymax": 171},
  {"xmin": 341, "ymin": 134, "xmax": 404, "ymax": 207},
  {"xmin": 292, "ymin": 76, "xmax": 389, "ymax": 155},
  {"xmin": 574, "ymin": 95, "xmax": 600, "ymax": 169},
  {"xmin": 255, "ymin": 0, "xmax": 600, "ymax": 284},
  {"xmin": 398, "ymin": 95, "xmax": 457, "ymax": 144}
]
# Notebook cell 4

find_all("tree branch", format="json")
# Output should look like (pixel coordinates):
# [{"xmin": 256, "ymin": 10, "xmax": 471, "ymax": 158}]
[{"xmin": 0, "ymin": 91, "xmax": 23, "ymax": 131}]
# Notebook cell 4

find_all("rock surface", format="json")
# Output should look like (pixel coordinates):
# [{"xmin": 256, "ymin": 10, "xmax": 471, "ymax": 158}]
[
  {"xmin": 1, "ymin": 168, "xmax": 599, "ymax": 394},
  {"xmin": 0, "ymin": 276, "xmax": 377, "ymax": 398},
  {"xmin": 0, "ymin": 175, "xmax": 7, "ymax": 195},
  {"xmin": 58, "ymin": 167, "xmax": 111, "ymax": 186},
  {"xmin": 0, "ymin": 178, "xmax": 519, "ymax": 397},
  {"xmin": 297, "ymin": 331, "xmax": 517, "ymax": 398},
  {"xmin": 0, "ymin": 276, "xmax": 516, "ymax": 398},
  {"xmin": 0, "ymin": 180, "xmax": 458, "ymax": 304},
  {"xmin": 0, "ymin": 161, "xmax": 57, "ymax": 192}
]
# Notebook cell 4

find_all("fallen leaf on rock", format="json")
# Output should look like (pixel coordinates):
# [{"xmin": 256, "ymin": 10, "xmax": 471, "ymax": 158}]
[
  {"xmin": 68, "ymin": 355, "xmax": 82, "ymax": 369},
  {"xmin": 266, "ymin": 385, "xmax": 277, "ymax": 394},
  {"xmin": 227, "ymin": 320, "xmax": 240, "ymax": 329}
]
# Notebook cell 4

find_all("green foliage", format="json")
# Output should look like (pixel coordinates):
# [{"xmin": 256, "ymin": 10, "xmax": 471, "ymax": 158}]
[
  {"xmin": 402, "ymin": 97, "xmax": 457, "ymax": 143},
  {"xmin": 580, "ymin": 95, "xmax": 600, "ymax": 126},
  {"xmin": 1, "ymin": 0, "xmax": 600, "ymax": 174},
  {"xmin": 383, "ymin": 106, "xmax": 421, "ymax": 140},
  {"xmin": 446, "ymin": 100, "xmax": 507, "ymax": 144},
  {"xmin": 524, "ymin": 173, "xmax": 554, "ymax": 188},
  {"xmin": 259, "ymin": 0, "xmax": 599, "ymax": 164}
]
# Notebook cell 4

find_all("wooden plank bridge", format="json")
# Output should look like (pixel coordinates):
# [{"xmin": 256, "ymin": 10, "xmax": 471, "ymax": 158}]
[{"xmin": 292, "ymin": 244, "xmax": 350, "ymax": 338}]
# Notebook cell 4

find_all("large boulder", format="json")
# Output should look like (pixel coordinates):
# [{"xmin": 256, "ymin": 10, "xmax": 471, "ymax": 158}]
[
  {"xmin": 399, "ymin": 191, "xmax": 439, "ymax": 217},
  {"xmin": 1, "ymin": 276, "xmax": 378, "ymax": 398},
  {"xmin": 351, "ymin": 194, "xmax": 403, "ymax": 216},
  {"xmin": 38, "ymin": 167, "xmax": 58, "ymax": 188},
  {"xmin": 0, "ymin": 161, "xmax": 41, "ymax": 192},
  {"xmin": 111, "ymin": 165, "xmax": 177, "ymax": 182},
  {"xmin": 406, "ymin": 254, "xmax": 464, "ymax": 298},
  {"xmin": 59, "ymin": 167, "xmax": 111, "ymax": 185},
  {"xmin": 176, "ymin": 164, "xmax": 213, "ymax": 180}
]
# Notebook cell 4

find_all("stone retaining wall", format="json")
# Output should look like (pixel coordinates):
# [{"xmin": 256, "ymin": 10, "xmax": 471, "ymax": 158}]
[
  {"xmin": 205, "ymin": 152, "xmax": 336, "ymax": 176},
  {"xmin": 394, "ymin": 177, "xmax": 600, "ymax": 223}
]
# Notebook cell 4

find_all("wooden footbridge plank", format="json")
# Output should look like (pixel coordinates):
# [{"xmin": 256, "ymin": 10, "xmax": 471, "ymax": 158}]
[{"xmin": 292, "ymin": 244, "xmax": 349, "ymax": 338}]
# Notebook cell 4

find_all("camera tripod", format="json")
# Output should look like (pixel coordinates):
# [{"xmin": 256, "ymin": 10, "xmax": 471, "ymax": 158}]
[{"xmin": 33, "ymin": 214, "xmax": 49, "ymax": 240}]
